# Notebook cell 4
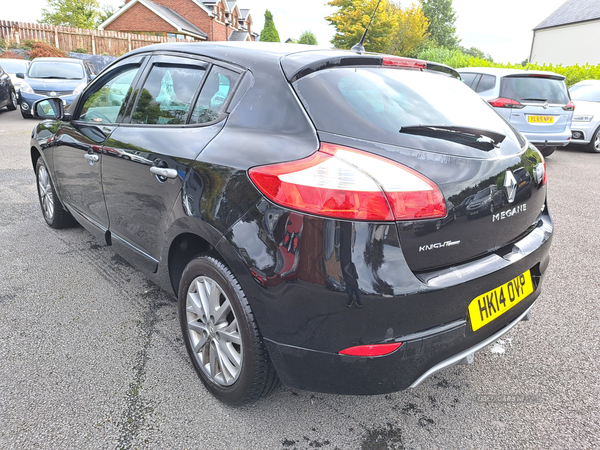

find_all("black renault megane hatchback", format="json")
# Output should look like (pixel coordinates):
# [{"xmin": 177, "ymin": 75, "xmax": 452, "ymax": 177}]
[{"xmin": 30, "ymin": 42, "xmax": 552, "ymax": 405}]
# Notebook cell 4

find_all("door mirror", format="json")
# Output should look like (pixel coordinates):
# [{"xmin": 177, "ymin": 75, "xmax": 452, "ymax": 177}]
[
  {"xmin": 16, "ymin": 73, "xmax": 24, "ymax": 79},
  {"xmin": 33, "ymin": 98, "xmax": 65, "ymax": 120}
]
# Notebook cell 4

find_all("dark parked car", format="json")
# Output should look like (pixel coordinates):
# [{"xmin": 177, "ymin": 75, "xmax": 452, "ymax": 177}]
[
  {"xmin": 466, "ymin": 185, "xmax": 504, "ymax": 219},
  {"xmin": 0, "ymin": 64, "xmax": 18, "ymax": 111},
  {"xmin": 30, "ymin": 42, "xmax": 552, "ymax": 405},
  {"xmin": 18, "ymin": 57, "xmax": 96, "ymax": 118}
]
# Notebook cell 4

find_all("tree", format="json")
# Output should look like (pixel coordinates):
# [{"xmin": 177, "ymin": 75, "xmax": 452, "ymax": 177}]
[
  {"xmin": 39, "ymin": 0, "xmax": 101, "ymax": 29},
  {"xmin": 96, "ymin": 3, "xmax": 122, "ymax": 27},
  {"xmin": 260, "ymin": 10, "xmax": 280, "ymax": 42},
  {"xmin": 420, "ymin": 0, "xmax": 460, "ymax": 49},
  {"xmin": 459, "ymin": 45, "xmax": 494, "ymax": 62},
  {"xmin": 388, "ymin": 3, "xmax": 429, "ymax": 57},
  {"xmin": 298, "ymin": 31, "xmax": 318, "ymax": 45},
  {"xmin": 326, "ymin": 0, "xmax": 399, "ymax": 54}
]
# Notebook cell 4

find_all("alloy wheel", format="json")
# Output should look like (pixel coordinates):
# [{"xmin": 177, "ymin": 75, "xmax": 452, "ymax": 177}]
[
  {"xmin": 11, "ymin": 91, "xmax": 17, "ymax": 109},
  {"xmin": 38, "ymin": 165, "xmax": 55, "ymax": 221},
  {"xmin": 186, "ymin": 275, "xmax": 242, "ymax": 386}
]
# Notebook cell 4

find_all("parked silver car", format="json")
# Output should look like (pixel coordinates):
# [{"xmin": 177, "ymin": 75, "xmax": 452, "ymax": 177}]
[
  {"xmin": 458, "ymin": 68, "xmax": 574, "ymax": 157},
  {"xmin": 0, "ymin": 58, "xmax": 30, "ymax": 101},
  {"xmin": 568, "ymin": 80, "xmax": 600, "ymax": 153}
]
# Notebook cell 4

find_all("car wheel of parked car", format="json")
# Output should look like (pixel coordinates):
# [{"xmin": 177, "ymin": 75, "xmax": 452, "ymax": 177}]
[
  {"xmin": 541, "ymin": 146, "xmax": 555, "ymax": 157},
  {"xmin": 178, "ymin": 254, "xmax": 279, "ymax": 405},
  {"xmin": 7, "ymin": 89, "xmax": 17, "ymax": 111},
  {"xmin": 21, "ymin": 108, "xmax": 31, "ymax": 119},
  {"xmin": 35, "ymin": 158, "xmax": 75, "ymax": 228},
  {"xmin": 587, "ymin": 127, "xmax": 600, "ymax": 153}
]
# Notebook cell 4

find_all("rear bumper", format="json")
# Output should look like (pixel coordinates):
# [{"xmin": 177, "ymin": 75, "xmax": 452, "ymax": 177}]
[
  {"xmin": 223, "ymin": 202, "xmax": 553, "ymax": 395},
  {"xmin": 570, "ymin": 121, "xmax": 598, "ymax": 144},
  {"xmin": 525, "ymin": 130, "xmax": 571, "ymax": 148},
  {"xmin": 266, "ymin": 296, "xmax": 540, "ymax": 395}
]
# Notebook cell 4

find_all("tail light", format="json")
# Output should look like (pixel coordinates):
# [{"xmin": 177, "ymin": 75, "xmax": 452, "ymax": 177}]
[
  {"xmin": 248, "ymin": 143, "xmax": 446, "ymax": 222},
  {"xmin": 339, "ymin": 342, "xmax": 402, "ymax": 357},
  {"xmin": 562, "ymin": 101, "xmax": 575, "ymax": 111},
  {"xmin": 382, "ymin": 56, "xmax": 427, "ymax": 70},
  {"xmin": 488, "ymin": 98, "xmax": 525, "ymax": 109}
]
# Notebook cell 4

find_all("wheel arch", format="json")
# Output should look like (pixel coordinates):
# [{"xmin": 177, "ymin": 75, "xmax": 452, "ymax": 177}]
[{"xmin": 168, "ymin": 232, "xmax": 214, "ymax": 295}]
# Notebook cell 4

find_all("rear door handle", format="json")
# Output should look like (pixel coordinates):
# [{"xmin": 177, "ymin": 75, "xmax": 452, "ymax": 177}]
[{"xmin": 150, "ymin": 166, "xmax": 178, "ymax": 179}]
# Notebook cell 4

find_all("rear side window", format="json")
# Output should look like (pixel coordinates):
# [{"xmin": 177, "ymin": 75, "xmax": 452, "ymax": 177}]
[
  {"xmin": 132, "ymin": 64, "xmax": 206, "ymax": 125},
  {"xmin": 190, "ymin": 66, "xmax": 240, "ymax": 124},
  {"xmin": 460, "ymin": 72, "xmax": 479, "ymax": 89},
  {"xmin": 500, "ymin": 76, "xmax": 569, "ymax": 104},
  {"xmin": 476, "ymin": 74, "xmax": 496, "ymax": 92}
]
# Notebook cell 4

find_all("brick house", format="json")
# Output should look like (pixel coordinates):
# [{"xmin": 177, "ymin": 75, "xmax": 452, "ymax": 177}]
[{"xmin": 98, "ymin": 0, "xmax": 258, "ymax": 42}]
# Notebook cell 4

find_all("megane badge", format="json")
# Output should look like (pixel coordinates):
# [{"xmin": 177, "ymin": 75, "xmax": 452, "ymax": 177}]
[{"xmin": 504, "ymin": 170, "xmax": 517, "ymax": 203}]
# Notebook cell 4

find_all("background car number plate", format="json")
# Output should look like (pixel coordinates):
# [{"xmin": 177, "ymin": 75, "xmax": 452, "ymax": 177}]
[
  {"xmin": 528, "ymin": 115, "xmax": 554, "ymax": 123},
  {"xmin": 468, "ymin": 270, "xmax": 534, "ymax": 331}
]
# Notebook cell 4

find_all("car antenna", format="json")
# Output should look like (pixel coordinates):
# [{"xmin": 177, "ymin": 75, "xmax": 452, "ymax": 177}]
[{"xmin": 351, "ymin": 0, "xmax": 383, "ymax": 55}]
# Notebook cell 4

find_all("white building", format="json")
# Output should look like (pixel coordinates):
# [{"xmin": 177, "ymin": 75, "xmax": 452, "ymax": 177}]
[{"xmin": 530, "ymin": 0, "xmax": 600, "ymax": 66}]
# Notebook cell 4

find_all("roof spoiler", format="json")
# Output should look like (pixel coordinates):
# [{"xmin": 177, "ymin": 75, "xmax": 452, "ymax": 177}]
[{"xmin": 282, "ymin": 52, "xmax": 461, "ymax": 82}]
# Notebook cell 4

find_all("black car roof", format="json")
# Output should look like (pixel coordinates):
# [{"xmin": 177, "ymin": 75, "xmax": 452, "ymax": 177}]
[{"xmin": 124, "ymin": 42, "xmax": 460, "ymax": 81}]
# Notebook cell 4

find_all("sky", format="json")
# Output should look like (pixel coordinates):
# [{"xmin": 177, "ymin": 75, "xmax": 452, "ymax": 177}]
[{"xmin": 2, "ymin": 0, "xmax": 569, "ymax": 63}]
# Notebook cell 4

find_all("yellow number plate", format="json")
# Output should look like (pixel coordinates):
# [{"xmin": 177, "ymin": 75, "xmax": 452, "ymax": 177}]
[
  {"xmin": 468, "ymin": 270, "xmax": 534, "ymax": 331},
  {"xmin": 528, "ymin": 115, "xmax": 555, "ymax": 123}
]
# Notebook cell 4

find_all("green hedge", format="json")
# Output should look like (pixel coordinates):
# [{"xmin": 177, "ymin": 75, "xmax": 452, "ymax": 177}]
[{"xmin": 417, "ymin": 47, "xmax": 600, "ymax": 86}]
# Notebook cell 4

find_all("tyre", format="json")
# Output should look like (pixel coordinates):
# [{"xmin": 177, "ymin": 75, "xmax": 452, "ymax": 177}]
[
  {"xmin": 35, "ymin": 158, "xmax": 75, "ymax": 228},
  {"xmin": 541, "ymin": 146, "xmax": 555, "ymax": 157},
  {"xmin": 586, "ymin": 127, "xmax": 600, "ymax": 153},
  {"xmin": 178, "ymin": 254, "xmax": 279, "ymax": 405},
  {"xmin": 7, "ymin": 89, "xmax": 17, "ymax": 111},
  {"xmin": 21, "ymin": 107, "xmax": 31, "ymax": 119}
]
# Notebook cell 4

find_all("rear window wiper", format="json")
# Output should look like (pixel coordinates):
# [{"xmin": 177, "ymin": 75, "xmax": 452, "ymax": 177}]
[
  {"xmin": 399, "ymin": 125, "xmax": 506, "ymax": 151},
  {"xmin": 521, "ymin": 98, "xmax": 547, "ymax": 102}
]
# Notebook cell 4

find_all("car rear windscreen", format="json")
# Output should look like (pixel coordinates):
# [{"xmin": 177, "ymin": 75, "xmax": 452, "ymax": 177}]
[
  {"xmin": 500, "ymin": 76, "xmax": 569, "ymax": 104},
  {"xmin": 293, "ymin": 68, "xmax": 521, "ymax": 151},
  {"xmin": 28, "ymin": 61, "xmax": 84, "ymax": 79}
]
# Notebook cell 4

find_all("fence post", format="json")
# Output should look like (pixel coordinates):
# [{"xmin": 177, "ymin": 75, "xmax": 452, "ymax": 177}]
[
  {"xmin": 54, "ymin": 27, "xmax": 59, "ymax": 48},
  {"xmin": 91, "ymin": 31, "xmax": 96, "ymax": 55},
  {"xmin": 127, "ymin": 33, "xmax": 132, "ymax": 52},
  {"xmin": 15, "ymin": 23, "xmax": 20, "ymax": 45}
]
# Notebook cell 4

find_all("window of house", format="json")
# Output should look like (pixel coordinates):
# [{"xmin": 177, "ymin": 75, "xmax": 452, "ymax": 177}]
[
  {"xmin": 79, "ymin": 65, "xmax": 140, "ymax": 124},
  {"xmin": 190, "ymin": 66, "xmax": 240, "ymax": 124},
  {"xmin": 132, "ymin": 64, "xmax": 206, "ymax": 125}
]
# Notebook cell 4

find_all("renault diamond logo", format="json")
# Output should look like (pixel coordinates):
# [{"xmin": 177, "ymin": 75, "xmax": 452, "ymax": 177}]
[
  {"xmin": 504, "ymin": 170, "xmax": 517, "ymax": 203},
  {"xmin": 49, "ymin": 91, "xmax": 57, "ymax": 97}
]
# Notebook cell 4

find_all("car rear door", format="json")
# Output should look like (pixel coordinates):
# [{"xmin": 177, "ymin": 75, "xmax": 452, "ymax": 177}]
[
  {"xmin": 101, "ymin": 54, "xmax": 242, "ymax": 272},
  {"xmin": 52, "ymin": 55, "xmax": 146, "ymax": 240}
]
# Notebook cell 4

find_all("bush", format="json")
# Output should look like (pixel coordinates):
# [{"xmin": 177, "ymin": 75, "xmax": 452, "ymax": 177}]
[
  {"xmin": 28, "ymin": 42, "xmax": 68, "ymax": 59},
  {"xmin": 73, "ymin": 48, "xmax": 88, "ymax": 54},
  {"xmin": 417, "ymin": 46, "xmax": 600, "ymax": 86},
  {"xmin": 0, "ymin": 50, "xmax": 25, "ymax": 59}
]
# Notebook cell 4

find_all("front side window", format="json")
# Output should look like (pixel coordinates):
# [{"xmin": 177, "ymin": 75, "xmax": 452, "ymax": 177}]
[
  {"xmin": 190, "ymin": 66, "xmax": 240, "ymax": 124},
  {"xmin": 79, "ymin": 66, "xmax": 140, "ymax": 124},
  {"xmin": 132, "ymin": 64, "xmax": 206, "ymax": 125}
]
